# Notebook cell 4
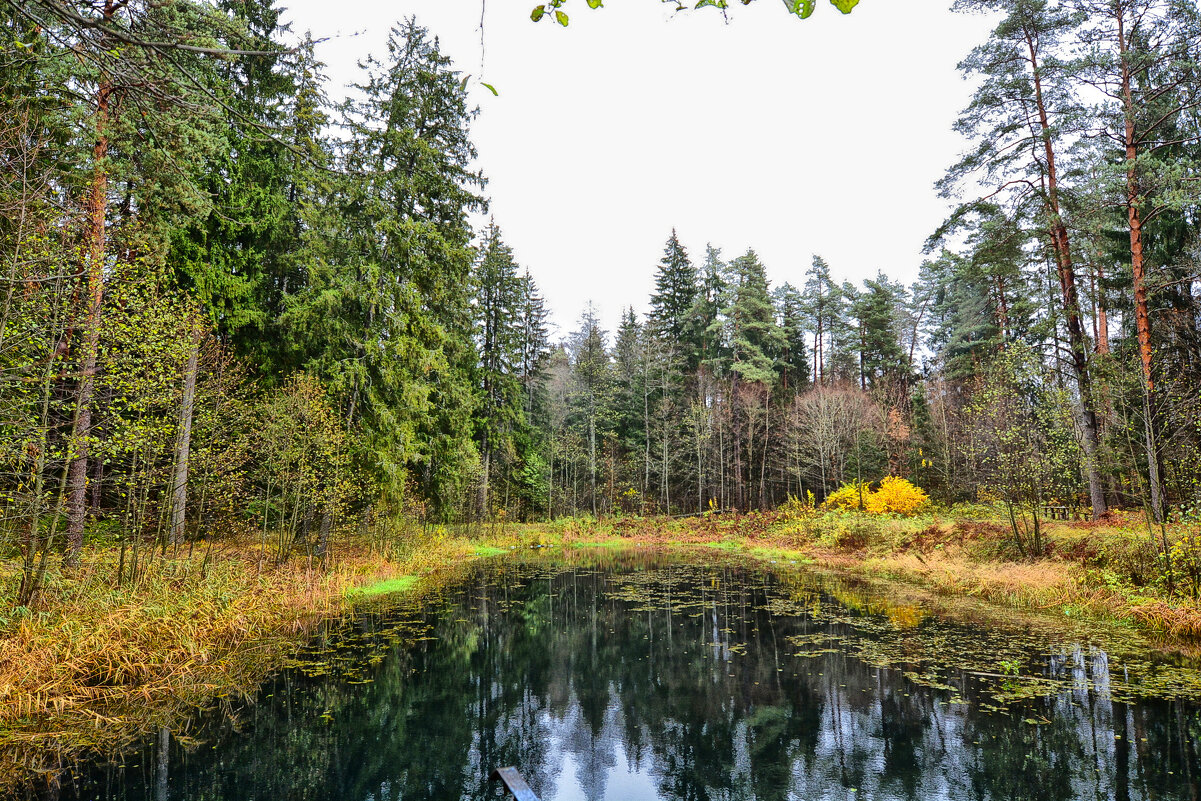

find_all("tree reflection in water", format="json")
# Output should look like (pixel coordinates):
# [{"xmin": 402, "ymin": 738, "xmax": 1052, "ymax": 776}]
[{"xmin": 40, "ymin": 552, "xmax": 1201, "ymax": 801}]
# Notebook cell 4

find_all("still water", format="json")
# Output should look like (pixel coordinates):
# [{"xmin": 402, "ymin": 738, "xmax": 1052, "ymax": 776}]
[{"xmin": 37, "ymin": 551, "xmax": 1201, "ymax": 801}]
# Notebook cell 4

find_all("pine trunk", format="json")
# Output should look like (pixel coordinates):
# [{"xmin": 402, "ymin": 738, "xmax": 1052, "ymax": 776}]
[
  {"xmin": 1028, "ymin": 31, "xmax": 1107, "ymax": 518},
  {"xmin": 1118, "ymin": 11, "xmax": 1164, "ymax": 520}
]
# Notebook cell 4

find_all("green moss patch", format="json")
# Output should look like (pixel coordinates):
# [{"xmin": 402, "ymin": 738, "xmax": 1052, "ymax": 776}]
[{"xmin": 345, "ymin": 575, "xmax": 419, "ymax": 598}]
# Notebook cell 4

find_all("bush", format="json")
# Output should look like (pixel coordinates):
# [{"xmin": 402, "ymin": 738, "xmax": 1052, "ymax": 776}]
[
  {"xmin": 823, "ymin": 477, "xmax": 930, "ymax": 516},
  {"xmin": 824, "ymin": 482, "xmax": 871, "ymax": 511},
  {"xmin": 779, "ymin": 492, "xmax": 817, "ymax": 520},
  {"xmin": 864, "ymin": 477, "xmax": 930, "ymax": 515}
]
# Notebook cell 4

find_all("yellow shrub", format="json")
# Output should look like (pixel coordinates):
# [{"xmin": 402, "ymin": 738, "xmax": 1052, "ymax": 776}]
[
  {"xmin": 824, "ymin": 482, "xmax": 871, "ymax": 511},
  {"xmin": 863, "ymin": 476, "xmax": 930, "ymax": 516},
  {"xmin": 823, "ymin": 477, "xmax": 929, "ymax": 516}
]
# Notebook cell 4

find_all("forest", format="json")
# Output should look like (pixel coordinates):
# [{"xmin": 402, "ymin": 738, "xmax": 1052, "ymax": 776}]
[{"xmin": 1, "ymin": 0, "xmax": 1201, "ymax": 604}]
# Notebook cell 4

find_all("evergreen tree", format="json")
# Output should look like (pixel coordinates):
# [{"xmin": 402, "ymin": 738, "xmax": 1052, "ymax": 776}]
[
  {"xmin": 283, "ymin": 19, "xmax": 483, "ymax": 513},
  {"xmin": 568, "ymin": 304, "xmax": 613, "ymax": 516},
  {"xmin": 471, "ymin": 224, "xmax": 527, "ymax": 517},
  {"xmin": 943, "ymin": 0, "xmax": 1108, "ymax": 517},
  {"xmin": 648, "ymin": 229, "xmax": 698, "ymax": 343},
  {"xmin": 774, "ymin": 283, "xmax": 810, "ymax": 392},
  {"xmin": 726, "ymin": 250, "xmax": 783, "ymax": 385},
  {"xmin": 511, "ymin": 270, "xmax": 552, "ymax": 518},
  {"xmin": 169, "ymin": 0, "xmax": 300, "ymax": 370},
  {"xmin": 802, "ymin": 255, "xmax": 842, "ymax": 385},
  {"xmin": 684, "ymin": 244, "xmax": 728, "ymax": 374},
  {"xmin": 851, "ymin": 272, "xmax": 908, "ymax": 391}
]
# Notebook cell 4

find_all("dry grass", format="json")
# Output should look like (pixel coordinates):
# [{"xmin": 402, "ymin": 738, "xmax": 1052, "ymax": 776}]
[
  {"xmin": 0, "ymin": 532, "xmax": 513, "ymax": 754},
  {"xmin": 526, "ymin": 510, "xmax": 1201, "ymax": 641}
]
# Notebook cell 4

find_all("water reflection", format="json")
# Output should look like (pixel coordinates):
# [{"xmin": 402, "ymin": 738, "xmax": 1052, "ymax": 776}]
[{"xmin": 31, "ymin": 553, "xmax": 1201, "ymax": 801}]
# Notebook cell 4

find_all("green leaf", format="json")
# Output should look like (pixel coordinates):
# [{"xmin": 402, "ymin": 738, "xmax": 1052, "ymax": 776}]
[
  {"xmin": 459, "ymin": 74, "xmax": 471, "ymax": 90},
  {"xmin": 531, "ymin": 4, "xmax": 546, "ymax": 21},
  {"xmin": 781, "ymin": 0, "xmax": 815, "ymax": 17},
  {"xmin": 555, "ymin": 9, "xmax": 569, "ymax": 25},
  {"xmin": 587, "ymin": 0, "xmax": 603, "ymax": 7},
  {"xmin": 481, "ymin": 82, "xmax": 499, "ymax": 96},
  {"xmin": 829, "ymin": 0, "xmax": 858, "ymax": 12}
]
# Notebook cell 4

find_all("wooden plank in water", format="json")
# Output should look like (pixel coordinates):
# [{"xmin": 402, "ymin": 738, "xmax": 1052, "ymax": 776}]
[{"xmin": 489, "ymin": 766, "xmax": 540, "ymax": 801}]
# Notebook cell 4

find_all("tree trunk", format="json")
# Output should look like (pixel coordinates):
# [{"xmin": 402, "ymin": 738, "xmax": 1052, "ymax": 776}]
[
  {"xmin": 315, "ymin": 508, "xmax": 332, "ymax": 562},
  {"xmin": 759, "ymin": 393, "xmax": 770, "ymax": 510},
  {"xmin": 589, "ymin": 413, "xmax": 597, "ymax": 518},
  {"xmin": 1118, "ymin": 10, "xmax": 1164, "ymax": 520},
  {"xmin": 478, "ymin": 445, "xmax": 490, "ymax": 523},
  {"xmin": 731, "ymin": 375, "xmax": 744, "ymax": 511},
  {"xmin": 169, "ymin": 319, "xmax": 201, "ymax": 547},
  {"xmin": 1027, "ymin": 30, "xmax": 1107, "ymax": 518},
  {"xmin": 643, "ymin": 352, "xmax": 651, "ymax": 513},
  {"xmin": 64, "ymin": 59, "xmax": 114, "ymax": 568}
]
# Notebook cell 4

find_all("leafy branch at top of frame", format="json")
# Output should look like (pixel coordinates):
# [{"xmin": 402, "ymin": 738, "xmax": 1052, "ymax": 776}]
[{"xmin": 530, "ymin": 0, "xmax": 860, "ymax": 26}]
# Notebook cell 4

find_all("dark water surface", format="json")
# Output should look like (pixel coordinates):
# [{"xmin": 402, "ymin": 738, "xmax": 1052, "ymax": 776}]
[{"xmin": 32, "ymin": 550, "xmax": 1201, "ymax": 800}]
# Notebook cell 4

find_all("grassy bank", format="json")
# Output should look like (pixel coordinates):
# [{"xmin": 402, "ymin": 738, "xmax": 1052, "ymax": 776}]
[
  {"xmin": 537, "ymin": 507, "xmax": 1201, "ymax": 639},
  {"xmin": 4, "ymin": 506, "xmax": 1201, "ymax": 780},
  {"xmin": 0, "ymin": 533, "xmax": 521, "ymax": 777}
]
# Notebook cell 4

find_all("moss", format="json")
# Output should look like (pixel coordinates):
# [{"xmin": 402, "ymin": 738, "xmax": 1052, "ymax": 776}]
[{"xmin": 345, "ymin": 575, "xmax": 418, "ymax": 598}]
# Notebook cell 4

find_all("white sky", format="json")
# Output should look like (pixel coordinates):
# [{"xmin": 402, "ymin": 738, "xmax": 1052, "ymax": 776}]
[{"xmin": 281, "ymin": 0, "xmax": 999, "ymax": 336}]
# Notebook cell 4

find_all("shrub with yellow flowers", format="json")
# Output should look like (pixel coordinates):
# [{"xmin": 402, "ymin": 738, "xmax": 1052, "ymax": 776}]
[
  {"xmin": 823, "ymin": 481, "xmax": 872, "ymax": 511},
  {"xmin": 823, "ymin": 477, "xmax": 930, "ymax": 516}
]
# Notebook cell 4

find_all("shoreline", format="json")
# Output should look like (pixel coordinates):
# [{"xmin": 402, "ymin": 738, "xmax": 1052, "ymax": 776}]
[{"xmin": 4, "ymin": 510, "xmax": 1201, "ymax": 786}]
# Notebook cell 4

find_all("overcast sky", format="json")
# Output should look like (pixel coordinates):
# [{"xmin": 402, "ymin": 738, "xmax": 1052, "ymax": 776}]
[{"xmin": 281, "ymin": 0, "xmax": 999, "ymax": 336}]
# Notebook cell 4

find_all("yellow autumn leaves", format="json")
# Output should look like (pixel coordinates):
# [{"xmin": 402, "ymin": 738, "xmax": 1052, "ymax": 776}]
[{"xmin": 824, "ymin": 477, "xmax": 930, "ymax": 516}]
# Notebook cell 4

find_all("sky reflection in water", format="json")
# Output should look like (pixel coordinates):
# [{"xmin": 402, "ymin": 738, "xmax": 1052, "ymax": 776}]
[{"xmin": 46, "ymin": 551, "xmax": 1201, "ymax": 801}]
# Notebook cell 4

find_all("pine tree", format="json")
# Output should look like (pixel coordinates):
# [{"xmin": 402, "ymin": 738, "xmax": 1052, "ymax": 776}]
[
  {"xmin": 802, "ymin": 255, "xmax": 843, "ymax": 385},
  {"xmin": 944, "ymin": 0, "xmax": 1108, "ymax": 517},
  {"xmin": 1074, "ymin": 0, "xmax": 1201, "ymax": 518}
]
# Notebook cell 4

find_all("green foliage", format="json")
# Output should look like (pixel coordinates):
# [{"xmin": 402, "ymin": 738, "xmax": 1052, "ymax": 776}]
[
  {"xmin": 963, "ymin": 345, "xmax": 1083, "ymax": 556},
  {"xmin": 725, "ymin": 249, "xmax": 785, "ymax": 386},
  {"xmin": 531, "ymin": 0, "xmax": 860, "ymax": 24}
]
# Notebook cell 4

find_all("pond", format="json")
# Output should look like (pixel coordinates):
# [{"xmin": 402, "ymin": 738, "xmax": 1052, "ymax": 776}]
[{"xmin": 25, "ymin": 549, "xmax": 1201, "ymax": 800}]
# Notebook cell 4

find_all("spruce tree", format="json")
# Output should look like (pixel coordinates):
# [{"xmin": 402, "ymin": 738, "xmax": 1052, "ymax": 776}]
[
  {"xmin": 726, "ymin": 250, "xmax": 783, "ymax": 385},
  {"xmin": 283, "ymin": 19, "xmax": 483, "ymax": 513},
  {"xmin": 471, "ymin": 224, "xmax": 527, "ymax": 518},
  {"xmin": 568, "ymin": 304, "xmax": 613, "ymax": 516},
  {"xmin": 648, "ymin": 229, "xmax": 698, "ymax": 343},
  {"xmin": 684, "ymin": 244, "xmax": 728, "ymax": 374},
  {"xmin": 851, "ymin": 272, "xmax": 908, "ymax": 391},
  {"xmin": 774, "ymin": 283, "xmax": 810, "ymax": 392}
]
